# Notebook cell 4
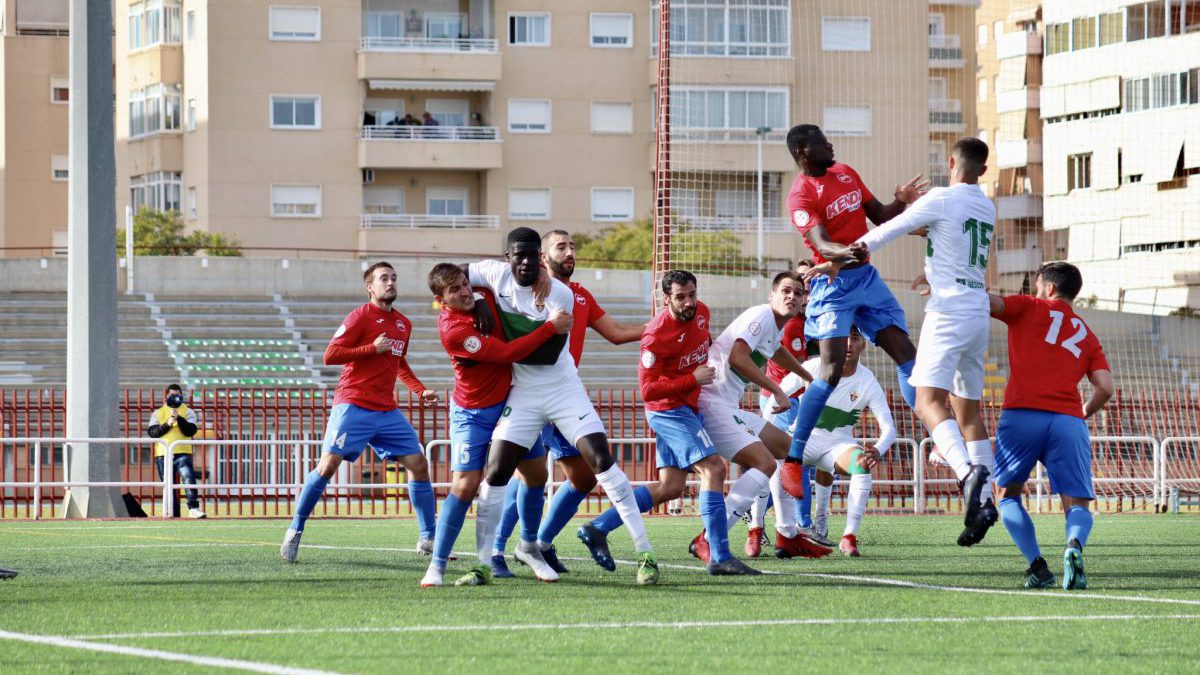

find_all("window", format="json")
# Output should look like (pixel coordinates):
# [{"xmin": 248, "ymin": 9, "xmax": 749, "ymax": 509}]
[
  {"xmin": 365, "ymin": 11, "xmax": 401, "ymax": 39},
  {"xmin": 590, "ymin": 13, "xmax": 632, "ymax": 47},
  {"xmin": 1099, "ymin": 11, "xmax": 1124, "ymax": 45},
  {"xmin": 51, "ymin": 77, "xmax": 68, "ymax": 104},
  {"xmin": 1128, "ymin": 1, "xmax": 1169, "ymax": 40},
  {"xmin": 651, "ymin": 0, "xmax": 790, "ymax": 57},
  {"xmin": 670, "ymin": 87, "xmax": 788, "ymax": 132},
  {"xmin": 129, "ymin": 84, "xmax": 181, "ymax": 138},
  {"xmin": 1045, "ymin": 22, "xmax": 1069, "ymax": 54},
  {"xmin": 823, "ymin": 106, "xmax": 871, "ymax": 136},
  {"xmin": 425, "ymin": 12, "xmax": 465, "ymax": 38},
  {"xmin": 591, "ymin": 188, "xmax": 634, "ymax": 222},
  {"xmin": 427, "ymin": 187, "xmax": 468, "ymax": 216},
  {"xmin": 1068, "ymin": 153, "xmax": 1092, "ymax": 191},
  {"xmin": 131, "ymin": 171, "xmax": 183, "ymax": 212},
  {"xmin": 714, "ymin": 190, "xmax": 755, "ymax": 218},
  {"xmin": 363, "ymin": 186, "xmax": 404, "ymax": 215},
  {"xmin": 508, "ymin": 13, "xmax": 549, "ymax": 46},
  {"xmin": 1072, "ymin": 16, "xmax": 1096, "ymax": 50},
  {"xmin": 51, "ymin": 154, "xmax": 68, "ymax": 181},
  {"xmin": 187, "ymin": 187, "xmax": 197, "ymax": 219},
  {"xmin": 426, "ymin": 99, "xmax": 468, "ymax": 127},
  {"xmin": 128, "ymin": 0, "xmax": 181, "ymax": 50},
  {"xmin": 1122, "ymin": 69, "xmax": 1198, "ymax": 112},
  {"xmin": 271, "ymin": 185, "xmax": 321, "ymax": 217},
  {"xmin": 269, "ymin": 6, "xmax": 320, "ymax": 41},
  {"xmin": 271, "ymin": 96, "xmax": 320, "ymax": 129},
  {"xmin": 591, "ymin": 102, "xmax": 633, "ymax": 134},
  {"xmin": 509, "ymin": 188, "xmax": 550, "ymax": 220},
  {"xmin": 186, "ymin": 98, "xmax": 196, "ymax": 131},
  {"xmin": 821, "ymin": 17, "xmax": 870, "ymax": 51},
  {"xmin": 978, "ymin": 78, "xmax": 988, "ymax": 103},
  {"xmin": 508, "ymin": 99, "xmax": 550, "ymax": 132},
  {"xmin": 185, "ymin": 9, "xmax": 194, "ymax": 41},
  {"xmin": 363, "ymin": 99, "xmax": 404, "ymax": 126},
  {"xmin": 977, "ymin": 23, "xmax": 988, "ymax": 46}
]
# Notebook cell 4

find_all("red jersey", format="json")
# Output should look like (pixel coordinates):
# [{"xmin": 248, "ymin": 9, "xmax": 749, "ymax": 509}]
[
  {"xmin": 997, "ymin": 295, "xmax": 1110, "ymax": 418},
  {"xmin": 325, "ymin": 303, "xmax": 424, "ymax": 411},
  {"xmin": 639, "ymin": 302, "xmax": 712, "ymax": 413},
  {"xmin": 788, "ymin": 162, "xmax": 876, "ymax": 264},
  {"xmin": 566, "ymin": 282, "xmax": 606, "ymax": 366},
  {"xmin": 438, "ymin": 289, "xmax": 558, "ymax": 409},
  {"xmin": 765, "ymin": 314, "xmax": 806, "ymax": 386}
]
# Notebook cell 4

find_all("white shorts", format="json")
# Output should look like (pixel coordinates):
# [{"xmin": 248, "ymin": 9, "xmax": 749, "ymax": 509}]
[
  {"xmin": 803, "ymin": 436, "xmax": 861, "ymax": 474},
  {"xmin": 698, "ymin": 401, "xmax": 767, "ymax": 461},
  {"xmin": 492, "ymin": 379, "xmax": 606, "ymax": 450},
  {"xmin": 911, "ymin": 311, "xmax": 989, "ymax": 400}
]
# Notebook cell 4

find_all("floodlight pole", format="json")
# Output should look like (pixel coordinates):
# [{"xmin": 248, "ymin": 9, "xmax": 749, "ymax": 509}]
[
  {"xmin": 755, "ymin": 126, "xmax": 771, "ymax": 272},
  {"xmin": 63, "ymin": 0, "xmax": 126, "ymax": 518}
]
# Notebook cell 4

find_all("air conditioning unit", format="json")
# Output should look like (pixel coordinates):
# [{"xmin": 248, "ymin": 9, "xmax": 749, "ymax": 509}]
[{"xmin": 362, "ymin": 169, "xmax": 375, "ymax": 184}]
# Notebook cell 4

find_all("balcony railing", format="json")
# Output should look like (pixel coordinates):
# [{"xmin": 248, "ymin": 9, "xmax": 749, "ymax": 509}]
[
  {"xmin": 928, "ymin": 98, "xmax": 964, "ymax": 130},
  {"xmin": 996, "ymin": 30, "xmax": 1042, "ymax": 59},
  {"xmin": 360, "ymin": 125, "xmax": 499, "ymax": 141},
  {"xmin": 360, "ymin": 214, "xmax": 500, "ymax": 229},
  {"xmin": 677, "ymin": 216, "xmax": 790, "ymax": 234},
  {"xmin": 929, "ymin": 34, "xmax": 964, "ymax": 66},
  {"xmin": 997, "ymin": 247, "xmax": 1043, "ymax": 274},
  {"xmin": 358, "ymin": 37, "xmax": 498, "ymax": 53},
  {"xmin": 667, "ymin": 128, "xmax": 788, "ymax": 144}
]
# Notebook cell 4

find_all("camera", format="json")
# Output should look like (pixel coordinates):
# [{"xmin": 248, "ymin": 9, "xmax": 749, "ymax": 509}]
[{"xmin": 166, "ymin": 394, "xmax": 183, "ymax": 408}]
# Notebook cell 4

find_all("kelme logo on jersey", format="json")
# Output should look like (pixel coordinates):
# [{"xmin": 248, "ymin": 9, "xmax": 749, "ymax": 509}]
[{"xmin": 463, "ymin": 336, "xmax": 482, "ymax": 354}]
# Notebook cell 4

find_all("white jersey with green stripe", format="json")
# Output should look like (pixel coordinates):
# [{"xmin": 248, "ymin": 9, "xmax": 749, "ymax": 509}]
[
  {"xmin": 699, "ymin": 304, "xmax": 782, "ymax": 409},
  {"xmin": 468, "ymin": 259, "xmax": 577, "ymax": 387},
  {"xmin": 780, "ymin": 357, "xmax": 895, "ymax": 455}
]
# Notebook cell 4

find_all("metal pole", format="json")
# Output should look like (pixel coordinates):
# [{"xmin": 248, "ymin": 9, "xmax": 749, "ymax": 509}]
[
  {"xmin": 125, "ymin": 205, "xmax": 134, "ymax": 295},
  {"xmin": 33, "ymin": 443, "xmax": 42, "ymax": 520},
  {"xmin": 756, "ymin": 128, "xmax": 765, "ymax": 269}
]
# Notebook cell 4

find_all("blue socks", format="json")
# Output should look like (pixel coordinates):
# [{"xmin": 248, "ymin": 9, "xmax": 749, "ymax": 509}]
[
  {"xmin": 1065, "ymin": 506, "xmax": 1093, "ymax": 549},
  {"xmin": 517, "ymin": 481, "xmax": 545, "ymax": 543},
  {"xmin": 999, "ymin": 497, "xmax": 1041, "ymax": 564},
  {"xmin": 700, "ymin": 490, "xmax": 731, "ymax": 563},
  {"xmin": 537, "ymin": 484, "xmax": 590, "ymax": 546},
  {"xmin": 592, "ymin": 485, "xmax": 653, "ymax": 534},
  {"xmin": 408, "ymin": 480, "xmax": 435, "ymax": 541},
  {"xmin": 431, "ymin": 493, "xmax": 470, "ymax": 568},
  {"xmin": 895, "ymin": 359, "xmax": 917, "ymax": 411},
  {"xmin": 493, "ymin": 479, "xmax": 521, "ymax": 553},
  {"xmin": 787, "ymin": 379, "xmax": 834, "ymax": 460},
  {"xmin": 290, "ymin": 469, "xmax": 328, "ymax": 532},
  {"xmin": 798, "ymin": 465, "xmax": 814, "ymax": 527}
]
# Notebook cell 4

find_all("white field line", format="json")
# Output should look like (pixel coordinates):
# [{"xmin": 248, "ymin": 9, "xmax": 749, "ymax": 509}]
[
  {"xmin": 4, "ymin": 543, "xmax": 264, "ymax": 552},
  {"xmin": 0, "ymin": 629, "xmax": 340, "ymax": 675},
  {"xmin": 72, "ymin": 614, "xmax": 1200, "ymax": 641}
]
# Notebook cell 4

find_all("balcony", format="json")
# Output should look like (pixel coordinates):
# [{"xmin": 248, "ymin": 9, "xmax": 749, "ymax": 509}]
[
  {"xmin": 995, "ymin": 193, "xmax": 1044, "ymax": 220},
  {"xmin": 361, "ymin": 214, "xmax": 499, "ymax": 229},
  {"xmin": 928, "ymin": 98, "xmax": 965, "ymax": 133},
  {"xmin": 649, "ymin": 129, "xmax": 796, "ymax": 172},
  {"xmin": 679, "ymin": 216, "xmax": 791, "ymax": 234},
  {"xmin": 357, "ymin": 37, "xmax": 501, "ymax": 82},
  {"xmin": 996, "ymin": 30, "xmax": 1042, "ymax": 60},
  {"xmin": 358, "ymin": 125, "xmax": 502, "ymax": 170},
  {"xmin": 995, "ymin": 86, "xmax": 1040, "ymax": 114},
  {"xmin": 996, "ymin": 140, "xmax": 1042, "ymax": 168},
  {"xmin": 997, "ymin": 247, "xmax": 1043, "ymax": 274},
  {"xmin": 929, "ymin": 34, "xmax": 964, "ymax": 68}
]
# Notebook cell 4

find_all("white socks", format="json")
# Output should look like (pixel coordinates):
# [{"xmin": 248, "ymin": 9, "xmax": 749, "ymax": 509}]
[
  {"xmin": 596, "ymin": 465, "xmax": 652, "ymax": 553},
  {"xmin": 931, "ymin": 419, "xmax": 972, "ymax": 482},
  {"xmin": 769, "ymin": 460, "xmax": 798, "ymax": 538},
  {"xmin": 813, "ymin": 482, "xmax": 832, "ymax": 536},
  {"xmin": 749, "ymin": 489, "xmax": 769, "ymax": 529},
  {"xmin": 845, "ymin": 473, "xmax": 871, "ymax": 536},
  {"xmin": 967, "ymin": 439, "xmax": 995, "ymax": 504},
  {"xmin": 474, "ymin": 482, "xmax": 505, "ymax": 564},
  {"xmin": 723, "ymin": 468, "xmax": 770, "ymax": 531}
]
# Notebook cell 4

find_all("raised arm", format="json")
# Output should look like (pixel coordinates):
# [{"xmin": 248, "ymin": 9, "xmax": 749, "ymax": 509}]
[
  {"xmin": 856, "ymin": 193, "xmax": 940, "ymax": 255},
  {"xmin": 770, "ymin": 345, "xmax": 814, "ymax": 384},
  {"xmin": 592, "ymin": 314, "xmax": 646, "ymax": 345},
  {"xmin": 862, "ymin": 174, "xmax": 929, "ymax": 225}
]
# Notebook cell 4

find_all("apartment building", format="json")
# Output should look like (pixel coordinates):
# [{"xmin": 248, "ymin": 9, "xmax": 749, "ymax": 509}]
[
  {"xmin": 0, "ymin": 0, "xmax": 70, "ymax": 257},
  {"xmin": 928, "ymin": 1, "xmax": 980, "ymax": 191},
  {"xmin": 1041, "ymin": 0, "xmax": 1200, "ymax": 313}
]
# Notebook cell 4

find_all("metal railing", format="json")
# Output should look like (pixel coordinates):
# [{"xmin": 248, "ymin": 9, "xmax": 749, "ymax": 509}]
[
  {"xmin": 358, "ymin": 36, "xmax": 498, "ymax": 53},
  {"xmin": 928, "ymin": 33, "xmax": 964, "ymax": 62},
  {"xmin": 360, "ymin": 214, "xmax": 500, "ymax": 229},
  {"xmin": 680, "ymin": 216, "xmax": 791, "ymax": 234},
  {"xmin": 360, "ymin": 124, "xmax": 499, "ymax": 142}
]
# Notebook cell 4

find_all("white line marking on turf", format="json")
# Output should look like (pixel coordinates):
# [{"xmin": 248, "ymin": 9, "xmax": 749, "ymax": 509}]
[
  {"xmin": 4, "ymin": 543, "xmax": 263, "ymax": 552},
  {"xmin": 72, "ymin": 614, "xmax": 1200, "ymax": 640},
  {"xmin": 0, "ymin": 629, "xmax": 340, "ymax": 675}
]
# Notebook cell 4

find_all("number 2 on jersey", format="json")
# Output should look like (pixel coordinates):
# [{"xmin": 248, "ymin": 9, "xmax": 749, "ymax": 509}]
[
  {"xmin": 1044, "ymin": 310, "xmax": 1088, "ymax": 358},
  {"xmin": 963, "ymin": 218, "xmax": 994, "ymax": 269}
]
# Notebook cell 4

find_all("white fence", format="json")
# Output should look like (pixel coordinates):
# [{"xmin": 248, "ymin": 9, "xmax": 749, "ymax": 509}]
[{"xmin": 360, "ymin": 125, "xmax": 499, "ymax": 141}]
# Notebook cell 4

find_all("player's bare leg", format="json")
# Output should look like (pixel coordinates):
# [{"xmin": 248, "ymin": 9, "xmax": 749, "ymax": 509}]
[
  {"xmin": 576, "ymin": 432, "xmax": 658, "ymax": 584},
  {"xmin": 782, "ymin": 337, "xmax": 847, "ymax": 497}
]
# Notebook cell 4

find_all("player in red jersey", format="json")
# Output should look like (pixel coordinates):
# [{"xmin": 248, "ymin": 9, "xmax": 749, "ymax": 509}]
[
  {"xmin": 578, "ymin": 270, "xmax": 759, "ymax": 575},
  {"xmin": 779, "ymin": 123, "xmax": 930, "ymax": 500},
  {"xmin": 420, "ymin": 264, "xmax": 570, "ymax": 587},
  {"xmin": 492, "ymin": 229, "xmax": 646, "ymax": 576},
  {"xmin": 282, "ymin": 262, "xmax": 440, "ymax": 563},
  {"xmin": 989, "ymin": 262, "xmax": 1113, "ymax": 590}
]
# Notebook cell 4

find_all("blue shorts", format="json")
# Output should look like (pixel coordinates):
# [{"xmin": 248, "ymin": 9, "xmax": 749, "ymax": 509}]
[
  {"xmin": 994, "ymin": 408, "xmax": 1095, "ymax": 499},
  {"xmin": 804, "ymin": 263, "xmax": 908, "ymax": 343},
  {"xmin": 761, "ymin": 394, "xmax": 799, "ymax": 433},
  {"xmin": 450, "ymin": 401, "xmax": 546, "ymax": 472},
  {"xmin": 322, "ymin": 403, "xmax": 422, "ymax": 463},
  {"xmin": 540, "ymin": 424, "xmax": 581, "ymax": 461},
  {"xmin": 647, "ymin": 407, "xmax": 716, "ymax": 470}
]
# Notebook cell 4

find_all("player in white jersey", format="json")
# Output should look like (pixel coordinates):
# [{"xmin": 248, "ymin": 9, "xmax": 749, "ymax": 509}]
[
  {"xmin": 465, "ymin": 227, "xmax": 660, "ymax": 585},
  {"xmin": 689, "ymin": 271, "xmax": 833, "ymax": 562},
  {"xmin": 778, "ymin": 326, "xmax": 894, "ymax": 556},
  {"xmin": 821, "ymin": 137, "xmax": 998, "ymax": 546}
]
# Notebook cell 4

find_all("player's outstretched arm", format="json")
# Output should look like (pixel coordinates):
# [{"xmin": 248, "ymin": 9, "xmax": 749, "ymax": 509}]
[
  {"xmin": 865, "ymin": 384, "xmax": 896, "ymax": 457},
  {"xmin": 447, "ymin": 310, "xmax": 568, "ymax": 366},
  {"xmin": 1083, "ymin": 369, "xmax": 1114, "ymax": 419},
  {"xmin": 770, "ymin": 345, "xmax": 814, "ymax": 384},
  {"xmin": 729, "ymin": 340, "xmax": 789, "ymax": 413},
  {"xmin": 593, "ymin": 314, "xmax": 646, "ymax": 345},
  {"xmin": 803, "ymin": 223, "xmax": 856, "ymax": 264},
  {"xmin": 863, "ymin": 175, "xmax": 929, "ymax": 225},
  {"xmin": 987, "ymin": 294, "xmax": 1006, "ymax": 317},
  {"xmin": 322, "ymin": 327, "xmax": 380, "ymax": 366},
  {"xmin": 856, "ymin": 193, "xmax": 940, "ymax": 256}
]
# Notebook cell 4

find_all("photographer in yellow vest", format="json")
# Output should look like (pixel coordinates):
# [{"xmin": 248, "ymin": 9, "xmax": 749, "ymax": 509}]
[{"xmin": 147, "ymin": 383, "xmax": 205, "ymax": 519}]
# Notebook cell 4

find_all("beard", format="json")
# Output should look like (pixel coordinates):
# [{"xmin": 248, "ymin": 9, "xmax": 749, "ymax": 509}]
[
  {"xmin": 547, "ymin": 257, "xmax": 574, "ymax": 278},
  {"xmin": 672, "ymin": 305, "xmax": 696, "ymax": 322}
]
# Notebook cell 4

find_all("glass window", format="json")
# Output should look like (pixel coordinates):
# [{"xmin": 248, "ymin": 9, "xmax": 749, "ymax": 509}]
[
  {"xmin": 590, "ymin": 13, "xmax": 632, "ymax": 47},
  {"xmin": 51, "ymin": 154, "xmax": 69, "ymax": 181},
  {"xmin": 51, "ymin": 77, "xmax": 69, "ymax": 103},
  {"xmin": 1099, "ymin": 11, "xmax": 1124, "ymax": 45},
  {"xmin": 270, "ymin": 96, "xmax": 320, "ymax": 129},
  {"xmin": 270, "ymin": 6, "xmax": 320, "ymax": 41},
  {"xmin": 508, "ymin": 99, "xmax": 551, "ymax": 132},
  {"xmin": 427, "ymin": 187, "xmax": 468, "ymax": 216},
  {"xmin": 1072, "ymin": 16, "xmax": 1096, "ymax": 50},
  {"xmin": 652, "ymin": 0, "xmax": 789, "ymax": 57},
  {"xmin": 509, "ymin": 13, "xmax": 549, "ymax": 46},
  {"xmin": 271, "ymin": 185, "xmax": 321, "ymax": 217}
]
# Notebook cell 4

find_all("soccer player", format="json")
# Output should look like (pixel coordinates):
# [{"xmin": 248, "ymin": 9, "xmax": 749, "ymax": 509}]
[
  {"xmin": 492, "ymin": 229, "xmax": 645, "ymax": 577},
  {"xmin": 579, "ymin": 271, "xmax": 760, "ymax": 575},
  {"xmin": 281, "ymin": 262, "xmax": 439, "ymax": 563},
  {"xmin": 691, "ymin": 271, "xmax": 830, "ymax": 561},
  {"xmin": 467, "ymin": 227, "xmax": 660, "ymax": 585},
  {"xmin": 835, "ymin": 137, "xmax": 1000, "ymax": 545},
  {"xmin": 778, "ymin": 326, "xmax": 895, "ymax": 556},
  {"xmin": 778, "ymin": 124, "xmax": 928, "ymax": 501},
  {"xmin": 419, "ymin": 264, "xmax": 571, "ymax": 587},
  {"xmin": 988, "ymin": 262, "xmax": 1112, "ymax": 589}
]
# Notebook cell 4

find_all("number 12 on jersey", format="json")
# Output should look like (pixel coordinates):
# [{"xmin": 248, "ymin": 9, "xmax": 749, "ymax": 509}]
[
  {"xmin": 1044, "ymin": 310, "xmax": 1088, "ymax": 358},
  {"xmin": 963, "ymin": 218, "xmax": 994, "ymax": 269}
]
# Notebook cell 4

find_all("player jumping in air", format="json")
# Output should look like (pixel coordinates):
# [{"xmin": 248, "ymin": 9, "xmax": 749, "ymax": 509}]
[
  {"xmin": 420, "ymin": 264, "xmax": 570, "ymax": 587},
  {"xmin": 281, "ymin": 262, "xmax": 439, "ymax": 563},
  {"xmin": 578, "ymin": 270, "xmax": 760, "ymax": 575}
]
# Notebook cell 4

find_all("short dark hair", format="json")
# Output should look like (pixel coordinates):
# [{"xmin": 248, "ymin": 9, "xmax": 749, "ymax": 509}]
[
  {"xmin": 1036, "ymin": 261, "xmax": 1083, "ymax": 300},
  {"xmin": 506, "ymin": 227, "xmax": 541, "ymax": 251},
  {"xmin": 952, "ymin": 137, "xmax": 989, "ymax": 175},
  {"xmin": 794, "ymin": 258, "xmax": 814, "ymax": 270},
  {"xmin": 786, "ymin": 124, "xmax": 822, "ymax": 161},
  {"xmin": 661, "ymin": 269, "xmax": 697, "ymax": 295},
  {"xmin": 427, "ymin": 263, "xmax": 466, "ymax": 297},
  {"xmin": 165, "ymin": 383, "xmax": 182, "ymax": 395},
  {"xmin": 363, "ymin": 261, "xmax": 394, "ymax": 283},
  {"xmin": 541, "ymin": 229, "xmax": 570, "ymax": 245},
  {"xmin": 772, "ymin": 270, "xmax": 802, "ymax": 289}
]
